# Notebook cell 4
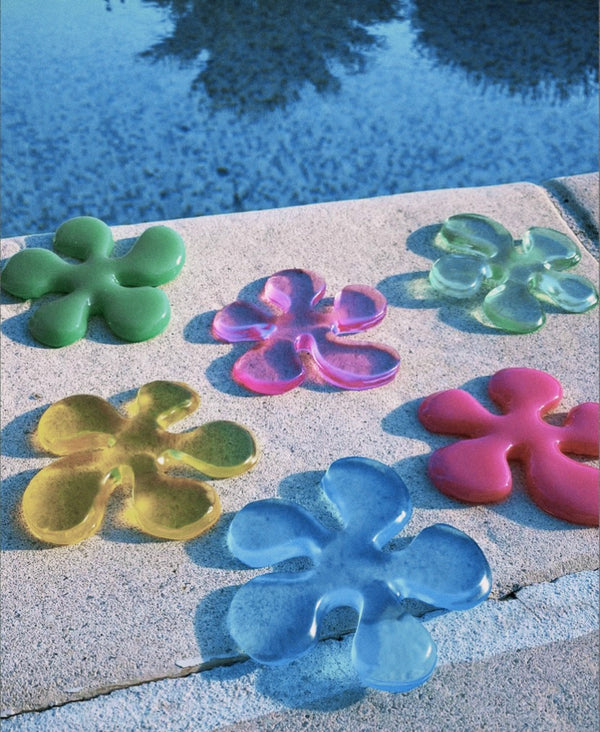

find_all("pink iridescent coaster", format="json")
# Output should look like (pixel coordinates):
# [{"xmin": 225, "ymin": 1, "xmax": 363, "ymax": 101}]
[
  {"xmin": 418, "ymin": 368, "xmax": 599, "ymax": 526},
  {"xmin": 212, "ymin": 269, "xmax": 400, "ymax": 394}
]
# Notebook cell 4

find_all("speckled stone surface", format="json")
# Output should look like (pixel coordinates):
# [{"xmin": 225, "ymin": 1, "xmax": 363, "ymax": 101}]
[
  {"xmin": 543, "ymin": 172, "xmax": 600, "ymax": 257},
  {"xmin": 1, "ymin": 176, "xmax": 598, "ymax": 725}
]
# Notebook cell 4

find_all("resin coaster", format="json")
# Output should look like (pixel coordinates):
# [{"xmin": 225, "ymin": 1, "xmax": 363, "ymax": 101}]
[
  {"xmin": 1, "ymin": 216, "xmax": 185, "ymax": 346},
  {"xmin": 227, "ymin": 456, "xmax": 491, "ymax": 691},
  {"xmin": 428, "ymin": 213, "xmax": 598, "ymax": 333},
  {"xmin": 212, "ymin": 269, "xmax": 400, "ymax": 394},
  {"xmin": 22, "ymin": 381, "xmax": 258, "ymax": 544},
  {"xmin": 418, "ymin": 368, "xmax": 599, "ymax": 526}
]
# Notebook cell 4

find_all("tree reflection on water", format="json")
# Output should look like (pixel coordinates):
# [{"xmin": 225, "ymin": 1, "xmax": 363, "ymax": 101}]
[
  {"xmin": 139, "ymin": 0, "xmax": 404, "ymax": 113},
  {"xmin": 136, "ymin": 0, "xmax": 597, "ymax": 114},
  {"xmin": 411, "ymin": 0, "xmax": 598, "ymax": 101}
]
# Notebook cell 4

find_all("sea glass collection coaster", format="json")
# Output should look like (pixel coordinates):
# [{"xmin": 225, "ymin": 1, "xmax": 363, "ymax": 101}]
[
  {"xmin": 428, "ymin": 213, "xmax": 598, "ymax": 333},
  {"xmin": 212, "ymin": 269, "xmax": 400, "ymax": 394},
  {"xmin": 1, "ymin": 216, "xmax": 186, "ymax": 347},
  {"xmin": 227, "ymin": 456, "xmax": 491, "ymax": 691},
  {"xmin": 418, "ymin": 368, "xmax": 599, "ymax": 526},
  {"xmin": 22, "ymin": 381, "xmax": 258, "ymax": 544}
]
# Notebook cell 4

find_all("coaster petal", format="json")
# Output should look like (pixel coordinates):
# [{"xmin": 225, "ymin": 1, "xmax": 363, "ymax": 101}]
[
  {"xmin": 129, "ymin": 456, "xmax": 220, "ymax": 540},
  {"xmin": 22, "ymin": 455, "xmax": 114, "ymax": 545},
  {"xmin": 354, "ymin": 594, "xmax": 437, "ymax": 691}
]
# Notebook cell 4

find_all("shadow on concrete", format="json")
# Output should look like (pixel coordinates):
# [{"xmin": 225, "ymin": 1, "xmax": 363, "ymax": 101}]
[
  {"xmin": 0, "ymin": 470, "xmax": 44, "ymax": 551},
  {"xmin": 185, "ymin": 510, "xmax": 247, "ymax": 571},
  {"xmin": 138, "ymin": 0, "xmax": 405, "ymax": 115}
]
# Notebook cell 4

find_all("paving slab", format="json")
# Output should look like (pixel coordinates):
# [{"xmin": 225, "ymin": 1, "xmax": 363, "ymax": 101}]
[
  {"xmin": 1, "ymin": 571, "xmax": 597, "ymax": 731},
  {"xmin": 1, "ymin": 177, "xmax": 598, "ymax": 723},
  {"xmin": 543, "ymin": 172, "xmax": 599, "ymax": 257}
]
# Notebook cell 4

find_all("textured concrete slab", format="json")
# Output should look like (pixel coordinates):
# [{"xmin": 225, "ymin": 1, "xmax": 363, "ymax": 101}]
[
  {"xmin": 2, "ymin": 571, "xmax": 597, "ymax": 731},
  {"xmin": 1, "ymin": 179, "xmax": 598, "ymax": 720}
]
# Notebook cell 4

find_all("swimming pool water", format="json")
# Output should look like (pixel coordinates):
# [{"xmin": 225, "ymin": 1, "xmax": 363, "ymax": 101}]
[{"xmin": 1, "ymin": 0, "xmax": 597, "ymax": 237}]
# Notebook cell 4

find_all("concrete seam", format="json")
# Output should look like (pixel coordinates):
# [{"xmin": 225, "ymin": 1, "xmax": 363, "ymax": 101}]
[
  {"xmin": 540, "ymin": 178, "xmax": 599, "ymax": 259},
  {"xmin": 2, "ymin": 568, "xmax": 597, "ymax": 720}
]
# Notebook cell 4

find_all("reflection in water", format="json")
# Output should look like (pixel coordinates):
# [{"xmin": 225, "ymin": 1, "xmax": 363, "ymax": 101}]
[
  {"xmin": 138, "ymin": 0, "xmax": 598, "ymax": 112},
  {"xmin": 411, "ymin": 0, "xmax": 598, "ymax": 100},
  {"xmin": 1, "ymin": 0, "xmax": 597, "ymax": 237},
  {"xmin": 139, "ymin": 0, "xmax": 405, "ymax": 112}
]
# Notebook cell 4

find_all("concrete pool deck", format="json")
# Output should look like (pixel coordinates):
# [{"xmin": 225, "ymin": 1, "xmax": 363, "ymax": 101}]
[{"xmin": 1, "ymin": 173, "xmax": 598, "ymax": 730}]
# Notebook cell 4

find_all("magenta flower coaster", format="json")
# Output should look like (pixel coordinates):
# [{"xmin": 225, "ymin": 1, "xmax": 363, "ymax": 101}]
[
  {"xmin": 227, "ymin": 457, "xmax": 492, "ymax": 692},
  {"xmin": 418, "ymin": 368, "xmax": 599, "ymax": 526},
  {"xmin": 212, "ymin": 269, "xmax": 400, "ymax": 394},
  {"xmin": 1, "ymin": 216, "xmax": 185, "ymax": 347}
]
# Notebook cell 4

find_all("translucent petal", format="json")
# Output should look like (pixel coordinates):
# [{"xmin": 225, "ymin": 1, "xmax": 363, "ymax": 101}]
[
  {"xmin": 262, "ymin": 269, "xmax": 326, "ymax": 311},
  {"xmin": 232, "ymin": 339, "xmax": 306, "ymax": 394},
  {"xmin": 333, "ymin": 285, "xmax": 387, "ymax": 333},
  {"xmin": 429, "ymin": 254, "xmax": 489, "ymax": 299},
  {"xmin": 212, "ymin": 301, "xmax": 276, "ymax": 342},
  {"xmin": 434, "ymin": 213, "xmax": 513, "ymax": 259},
  {"xmin": 129, "ymin": 380, "xmax": 200, "ymax": 428},
  {"xmin": 128, "ymin": 456, "xmax": 220, "ymax": 540},
  {"xmin": 228, "ymin": 573, "xmax": 322, "ymax": 664},
  {"xmin": 171, "ymin": 420, "xmax": 258, "ymax": 478},
  {"xmin": 228, "ymin": 499, "xmax": 332, "ymax": 567},
  {"xmin": 388, "ymin": 524, "xmax": 492, "ymax": 609},
  {"xmin": 353, "ymin": 593, "xmax": 436, "ymax": 692},
  {"xmin": 321, "ymin": 457, "xmax": 411, "ymax": 547},
  {"xmin": 36, "ymin": 394, "xmax": 123, "ymax": 455},
  {"xmin": 482, "ymin": 281, "xmax": 545, "ymax": 333},
  {"xmin": 308, "ymin": 332, "xmax": 400, "ymax": 390},
  {"xmin": 534, "ymin": 269, "xmax": 599, "ymax": 313},
  {"xmin": 522, "ymin": 226, "xmax": 580, "ymax": 269},
  {"xmin": 21, "ymin": 455, "xmax": 114, "ymax": 545}
]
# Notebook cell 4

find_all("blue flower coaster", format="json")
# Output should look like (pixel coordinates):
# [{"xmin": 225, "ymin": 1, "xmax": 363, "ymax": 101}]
[{"xmin": 227, "ymin": 457, "xmax": 492, "ymax": 692}]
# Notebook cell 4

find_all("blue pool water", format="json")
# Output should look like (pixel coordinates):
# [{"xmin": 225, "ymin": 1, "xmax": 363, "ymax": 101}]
[{"xmin": 1, "ymin": 0, "xmax": 597, "ymax": 237}]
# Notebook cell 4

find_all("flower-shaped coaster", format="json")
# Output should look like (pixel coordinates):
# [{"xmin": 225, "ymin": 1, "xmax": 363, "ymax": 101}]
[
  {"xmin": 428, "ymin": 213, "xmax": 598, "ymax": 333},
  {"xmin": 212, "ymin": 269, "xmax": 400, "ymax": 394},
  {"xmin": 1, "ymin": 216, "xmax": 185, "ymax": 346},
  {"xmin": 418, "ymin": 368, "xmax": 599, "ymax": 526},
  {"xmin": 22, "ymin": 381, "xmax": 258, "ymax": 544},
  {"xmin": 227, "ymin": 457, "xmax": 491, "ymax": 691}
]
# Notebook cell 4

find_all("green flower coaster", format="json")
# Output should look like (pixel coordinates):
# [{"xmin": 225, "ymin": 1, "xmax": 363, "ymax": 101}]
[
  {"xmin": 1, "ymin": 216, "xmax": 185, "ymax": 346},
  {"xmin": 428, "ymin": 213, "xmax": 598, "ymax": 333}
]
